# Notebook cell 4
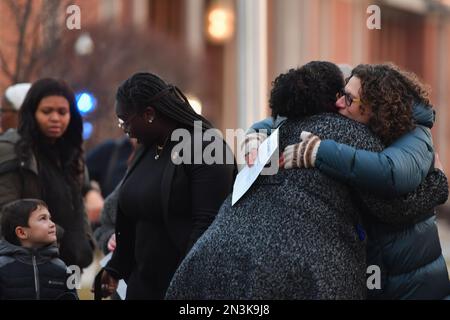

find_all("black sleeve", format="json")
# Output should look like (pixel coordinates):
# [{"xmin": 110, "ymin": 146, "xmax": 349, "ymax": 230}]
[
  {"xmin": 105, "ymin": 205, "xmax": 135, "ymax": 281},
  {"xmin": 186, "ymin": 143, "xmax": 236, "ymax": 251}
]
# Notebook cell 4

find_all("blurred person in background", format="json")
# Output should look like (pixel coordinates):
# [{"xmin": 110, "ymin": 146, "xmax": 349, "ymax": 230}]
[
  {"xmin": 0, "ymin": 78, "xmax": 95, "ymax": 269},
  {"xmin": 0, "ymin": 83, "xmax": 31, "ymax": 134},
  {"xmin": 84, "ymin": 136, "xmax": 134, "ymax": 230},
  {"xmin": 94, "ymin": 138, "xmax": 138, "ymax": 255},
  {"xmin": 166, "ymin": 62, "xmax": 447, "ymax": 300},
  {"xmin": 243, "ymin": 63, "xmax": 449, "ymax": 299}
]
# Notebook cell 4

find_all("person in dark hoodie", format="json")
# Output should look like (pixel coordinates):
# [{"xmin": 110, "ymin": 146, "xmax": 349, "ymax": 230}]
[{"xmin": 0, "ymin": 199, "xmax": 78, "ymax": 300}]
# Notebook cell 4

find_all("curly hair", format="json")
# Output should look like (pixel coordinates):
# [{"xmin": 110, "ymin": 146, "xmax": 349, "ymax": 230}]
[
  {"xmin": 270, "ymin": 61, "xmax": 344, "ymax": 120},
  {"xmin": 350, "ymin": 63, "xmax": 431, "ymax": 145},
  {"xmin": 16, "ymin": 78, "xmax": 84, "ymax": 187}
]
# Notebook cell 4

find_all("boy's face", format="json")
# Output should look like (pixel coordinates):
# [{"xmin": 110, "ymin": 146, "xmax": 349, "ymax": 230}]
[{"xmin": 17, "ymin": 206, "xmax": 57, "ymax": 248}]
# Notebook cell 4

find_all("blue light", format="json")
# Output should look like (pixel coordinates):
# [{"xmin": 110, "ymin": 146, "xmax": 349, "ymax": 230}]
[
  {"xmin": 76, "ymin": 92, "xmax": 96, "ymax": 115},
  {"xmin": 83, "ymin": 122, "xmax": 93, "ymax": 140}
]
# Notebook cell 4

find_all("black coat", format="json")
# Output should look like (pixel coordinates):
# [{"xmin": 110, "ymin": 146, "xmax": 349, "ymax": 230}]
[
  {"xmin": 93, "ymin": 186, "xmax": 119, "ymax": 255},
  {"xmin": 105, "ymin": 136, "xmax": 236, "ymax": 299},
  {"xmin": 86, "ymin": 136, "xmax": 132, "ymax": 198},
  {"xmin": 366, "ymin": 213, "xmax": 450, "ymax": 299},
  {"xmin": 0, "ymin": 240, "xmax": 78, "ymax": 300}
]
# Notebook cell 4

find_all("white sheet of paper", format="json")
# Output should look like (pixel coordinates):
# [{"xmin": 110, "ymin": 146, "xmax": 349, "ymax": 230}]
[
  {"xmin": 232, "ymin": 128, "xmax": 279, "ymax": 206},
  {"xmin": 99, "ymin": 252, "xmax": 127, "ymax": 300},
  {"xmin": 99, "ymin": 252, "xmax": 112, "ymax": 268},
  {"xmin": 116, "ymin": 280, "xmax": 127, "ymax": 300}
]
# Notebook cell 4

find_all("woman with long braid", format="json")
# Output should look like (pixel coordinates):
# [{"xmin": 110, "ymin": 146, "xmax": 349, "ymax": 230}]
[{"xmin": 97, "ymin": 72, "xmax": 236, "ymax": 299}]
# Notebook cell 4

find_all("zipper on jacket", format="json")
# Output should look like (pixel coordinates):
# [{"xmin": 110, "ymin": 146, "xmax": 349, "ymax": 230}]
[{"xmin": 32, "ymin": 254, "xmax": 40, "ymax": 300}]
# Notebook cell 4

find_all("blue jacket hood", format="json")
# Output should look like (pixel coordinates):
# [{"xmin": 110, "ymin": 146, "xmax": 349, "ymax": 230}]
[{"xmin": 413, "ymin": 102, "xmax": 435, "ymax": 129}]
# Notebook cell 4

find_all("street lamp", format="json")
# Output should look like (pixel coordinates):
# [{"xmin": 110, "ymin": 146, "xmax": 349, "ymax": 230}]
[
  {"xmin": 74, "ymin": 33, "xmax": 94, "ymax": 56},
  {"xmin": 205, "ymin": 0, "xmax": 235, "ymax": 44}
]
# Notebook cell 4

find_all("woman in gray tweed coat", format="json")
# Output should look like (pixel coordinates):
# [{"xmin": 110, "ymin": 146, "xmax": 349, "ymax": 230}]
[{"xmin": 165, "ymin": 62, "xmax": 447, "ymax": 299}]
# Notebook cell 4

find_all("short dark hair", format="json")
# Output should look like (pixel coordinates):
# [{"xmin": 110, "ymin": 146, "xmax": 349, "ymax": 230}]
[
  {"xmin": 269, "ymin": 61, "xmax": 344, "ymax": 119},
  {"xmin": 1, "ymin": 199, "xmax": 48, "ymax": 246}
]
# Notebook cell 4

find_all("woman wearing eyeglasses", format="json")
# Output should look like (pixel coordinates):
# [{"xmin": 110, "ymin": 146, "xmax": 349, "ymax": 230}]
[
  {"xmin": 245, "ymin": 63, "xmax": 449, "ymax": 299},
  {"xmin": 0, "ymin": 78, "xmax": 95, "ymax": 269},
  {"xmin": 166, "ymin": 62, "xmax": 447, "ymax": 300},
  {"xmin": 96, "ymin": 72, "xmax": 236, "ymax": 300}
]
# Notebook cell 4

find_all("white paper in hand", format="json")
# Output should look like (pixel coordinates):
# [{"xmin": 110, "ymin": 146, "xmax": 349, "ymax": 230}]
[{"xmin": 232, "ymin": 128, "xmax": 279, "ymax": 206}]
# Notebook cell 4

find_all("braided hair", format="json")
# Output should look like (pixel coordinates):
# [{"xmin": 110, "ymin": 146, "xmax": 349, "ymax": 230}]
[{"xmin": 116, "ymin": 72, "xmax": 213, "ymax": 131}]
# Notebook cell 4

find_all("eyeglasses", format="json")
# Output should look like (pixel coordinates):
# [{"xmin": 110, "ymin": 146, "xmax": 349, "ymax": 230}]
[
  {"xmin": 339, "ymin": 91, "xmax": 361, "ymax": 107},
  {"xmin": 117, "ymin": 113, "xmax": 138, "ymax": 132}
]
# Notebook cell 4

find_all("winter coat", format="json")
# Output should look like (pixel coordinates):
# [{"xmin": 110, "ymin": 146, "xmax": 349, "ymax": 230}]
[
  {"xmin": 0, "ymin": 129, "xmax": 95, "ymax": 268},
  {"xmin": 248, "ymin": 104, "xmax": 450, "ymax": 299},
  {"xmin": 314, "ymin": 106, "xmax": 450, "ymax": 299},
  {"xmin": 166, "ymin": 113, "xmax": 445, "ymax": 299},
  {"xmin": 0, "ymin": 240, "xmax": 78, "ymax": 300},
  {"xmin": 104, "ymin": 137, "xmax": 236, "ymax": 299}
]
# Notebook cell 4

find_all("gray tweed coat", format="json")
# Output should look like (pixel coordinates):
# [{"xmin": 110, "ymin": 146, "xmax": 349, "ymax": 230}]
[{"xmin": 165, "ymin": 113, "xmax": 445, "ymax": 300}]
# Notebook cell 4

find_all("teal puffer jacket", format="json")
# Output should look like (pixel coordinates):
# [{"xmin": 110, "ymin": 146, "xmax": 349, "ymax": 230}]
[
  {"xmin": 315, "ymin": 104, "xmax": 449, "ymax": 299},
  {"xmin": 249, "ymin": 104, "xmax": 435, "ymax": 197},
  {"xmin": 315, "ymin": 103, "xmax": 435, "ymax": 197},
  {"xmin": 249, "ymin": 104, "xmax": 450, "ymax": 299}
]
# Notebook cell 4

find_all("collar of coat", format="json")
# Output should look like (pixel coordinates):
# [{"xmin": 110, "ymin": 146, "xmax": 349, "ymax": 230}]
[{"xmin": 0, "ymin": 129, "xmax": 38, "ymax": 175}]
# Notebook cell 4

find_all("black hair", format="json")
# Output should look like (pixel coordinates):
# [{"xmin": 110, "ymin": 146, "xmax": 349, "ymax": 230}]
[
  {"xmin": 16, "ymin": 78, "xmax": 84, "ymax": 186},
  {"xmin": 269, "ymin": 61, "xmax": 344, "ymax": 119},
  {"xmin": 1, "ymin": 199, "xmax": 48, "ymax": 246},
  {"xmin": 116, "ymin": 72, "xmax": 213, "ymax": 131}
]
